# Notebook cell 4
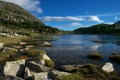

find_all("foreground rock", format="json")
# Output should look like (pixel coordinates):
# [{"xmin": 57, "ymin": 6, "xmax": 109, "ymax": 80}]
[
  {"xmin": 4, "ymin": 60, "xmax": 25, "ymax": 77},
  {"xmin": 25, "ymin": 61, "xmax": 70, "ymax": 80},
  {"xmin": 34, "ymin": 72, "xmax": 53, "ymax": 80},
  {"xmin": 102, "ymin": 62, "xmax": 114, "ymax": 73},
  {"xmin": 0, "ymin": 76, "xmax": 25, "ymax": 80}
]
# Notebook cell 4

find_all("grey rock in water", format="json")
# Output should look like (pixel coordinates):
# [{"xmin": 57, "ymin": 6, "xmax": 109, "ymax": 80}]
[
  {"xmin": 3, "ymin": 60, "xmax": 25, "ymax": 77},
  {"xmin": 102, "ymin": 62, "xmax": 114, "ymax": 73}
]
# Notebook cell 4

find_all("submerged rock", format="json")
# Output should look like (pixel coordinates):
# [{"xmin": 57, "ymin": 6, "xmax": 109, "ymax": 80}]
[
  {"xmin": 4, "ymin": 60, "xmax": 25, "ymax": 77},
  {"xmin": 102, "ymin": 62, "xmax": 114, "ymax": 73}
]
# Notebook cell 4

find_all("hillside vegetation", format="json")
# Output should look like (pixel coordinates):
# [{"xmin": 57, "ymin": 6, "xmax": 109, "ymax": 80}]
[
  {"xmin": 0, "ymin": 1, "xmax": 62, "ymax": 35},
  {"xmin": 74, "ymin": 21, "xmax": 120, "ymax": 34}
]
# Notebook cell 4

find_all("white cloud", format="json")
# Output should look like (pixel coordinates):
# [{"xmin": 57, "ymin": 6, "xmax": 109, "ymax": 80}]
[
  {"xmin": 41, "ymin": 16, "xmax": 85, "ymax": 22},
  {"xmin": 2, "ymin": 0, "xmax": 42, "ymax": 13},
  {"xmin": 106, "ymin": 22, "xmax": 114, "ymax": 24},
  {"xmin": 87, "ymin": 16, "xmax": 104, "ymax": 22},
  {"xmin": 114, "ymin": 17, "xmax": 120, "ymax": 20},
  {"xmin": 64, "ymin": 22, "xmax": 82, "ymax": 27},
  {"xmin": 41, "ymin": 16, "xmax": 103, "ymax": 23}
]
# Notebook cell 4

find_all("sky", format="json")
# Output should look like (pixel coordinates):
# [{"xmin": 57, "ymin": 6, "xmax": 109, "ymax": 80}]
[{"xmin": 2, "ymin": 0, "xmax": 120, "ymax": 31}]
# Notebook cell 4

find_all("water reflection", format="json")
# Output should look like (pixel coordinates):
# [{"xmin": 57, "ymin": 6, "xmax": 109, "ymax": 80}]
[{"xmin": 39, "ymin": 34, "xmax": 120, "ymax": 72}]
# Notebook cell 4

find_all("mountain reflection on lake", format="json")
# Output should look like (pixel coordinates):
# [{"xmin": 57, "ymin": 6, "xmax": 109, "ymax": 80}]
[{"xmin": 39, "ymin": 34, "xmax": 120, "ymax": 72}]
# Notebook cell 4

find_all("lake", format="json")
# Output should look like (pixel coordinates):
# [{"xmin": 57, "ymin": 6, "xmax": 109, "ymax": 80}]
[{"xmin": 39, "ymin": 34, "xmax": 120, "ymax": 72}]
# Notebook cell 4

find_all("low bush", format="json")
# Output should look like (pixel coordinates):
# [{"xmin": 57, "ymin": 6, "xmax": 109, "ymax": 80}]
[{"xmin": 87, "ymin": 52, "xmax": 103, "ymax": 60}]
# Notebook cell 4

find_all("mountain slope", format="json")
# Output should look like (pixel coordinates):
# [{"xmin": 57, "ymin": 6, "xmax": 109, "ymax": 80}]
[
  {"xmin": 0, "ymin": 1, "xmax": 61, "ymax": 35},
  {"xmin": 74, "ymin": 21, "xmax": 120, "ymax": 34}
]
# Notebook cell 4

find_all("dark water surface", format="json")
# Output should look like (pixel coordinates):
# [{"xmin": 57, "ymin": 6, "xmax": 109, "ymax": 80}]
[{"xmin": 39, "ymin": 34, "xmax": 120, "ymax": 72}]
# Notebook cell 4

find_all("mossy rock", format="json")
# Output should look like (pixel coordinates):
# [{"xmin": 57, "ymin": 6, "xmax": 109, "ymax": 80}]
[
  {"xmin": 57, "ymin": 74, "xmax": 86, "ymax": 80},
  {"xmin": 109, "ymin": 54, "xmax": 120, "ymax": 63},
  {"xmin": 87, "ymin": 53, "xmax": 103, "ymax": 60},
  {"xmin": 25, "ymin": 49, "xmax": 46, "ymax": 57},
  {"xmin": 45, "ymin": 59, "xmax": 55, "ymax": 68}
]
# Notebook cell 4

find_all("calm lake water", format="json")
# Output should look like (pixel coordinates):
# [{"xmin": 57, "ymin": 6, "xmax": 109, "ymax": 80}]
[{"xmin": 39, "ymin": 34, "xmax": 120, "ymax": 72}]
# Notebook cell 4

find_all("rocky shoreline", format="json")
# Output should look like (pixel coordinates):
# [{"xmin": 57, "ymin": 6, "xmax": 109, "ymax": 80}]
[{"xmin": 0, "ymin": 42, "xmax": 120, "ymax": 80}]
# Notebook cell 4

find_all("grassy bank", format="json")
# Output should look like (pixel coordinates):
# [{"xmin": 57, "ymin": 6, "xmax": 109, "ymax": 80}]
[{"xmin": 0, "ymin": 36, "xmax": 28, "ymax": 45}]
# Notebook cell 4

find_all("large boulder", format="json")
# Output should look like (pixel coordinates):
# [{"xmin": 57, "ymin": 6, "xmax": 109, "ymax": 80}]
[
  {"xmin": 0, "ymin": 43, "xmax": 4, "ymax": 49},
  {"xmin": 4, "ymin": 60, "xmax": 25, "ymax": 77},
  {"xmin": 102, "ymin": 62, "xmax": 114, "ymax": 73}
]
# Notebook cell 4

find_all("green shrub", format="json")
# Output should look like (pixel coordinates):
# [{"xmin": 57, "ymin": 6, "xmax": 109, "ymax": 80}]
[
  {"xmin": 109, "ymin": 54, "xmax": 120, "ymax": 63},
  {"xmin": 87, "ymin": 53, "xmax": 103, "ymax": 60},
  {"xmin": 45, "ymin": 59, "xmax": 55, "ymax": 68}
]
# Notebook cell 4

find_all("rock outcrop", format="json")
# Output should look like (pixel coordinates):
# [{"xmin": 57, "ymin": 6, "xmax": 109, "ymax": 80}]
[{"xmin": 102, "ymin": 62, "xmax": 114, "ymax": 73}]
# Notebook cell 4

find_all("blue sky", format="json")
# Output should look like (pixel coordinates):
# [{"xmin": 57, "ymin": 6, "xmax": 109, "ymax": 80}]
[{"xmin": 3, "ymin": 0, "xmax": 120, "ymax": 31}]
